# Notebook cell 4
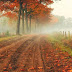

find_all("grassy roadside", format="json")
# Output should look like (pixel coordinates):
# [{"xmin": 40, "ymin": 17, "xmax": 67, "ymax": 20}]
[
  {"xmin": 0, "ymin": 35, "xmax": 17, "ymax": 42},
  {"xmin": 47, "ymin": 34, "xmax": 72, "ymax": 56},
  {"xmin": 0, "ymin": 34, "xmax": 33, "ymax": 42}
]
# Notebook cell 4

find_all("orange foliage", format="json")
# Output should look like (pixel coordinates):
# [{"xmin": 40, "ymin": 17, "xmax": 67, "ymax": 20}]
[
  {"xmin": 0, "ymin": 0, "xmax": 53, "ymax": 25},
  {"xmin": 3, "ymin": 11, "xmax": 17, "ymax": 19}
]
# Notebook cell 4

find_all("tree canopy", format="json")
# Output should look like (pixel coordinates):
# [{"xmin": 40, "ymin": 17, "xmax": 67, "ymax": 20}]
[{"xmin": 0, "ymin": 0, "xmax": 54, "ymax": 34}]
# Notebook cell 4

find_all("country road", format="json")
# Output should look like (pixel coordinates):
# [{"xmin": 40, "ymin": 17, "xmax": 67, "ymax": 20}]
[{"xmin": 0, "ymin": 35, "xmax": 72, "ymax": 72}]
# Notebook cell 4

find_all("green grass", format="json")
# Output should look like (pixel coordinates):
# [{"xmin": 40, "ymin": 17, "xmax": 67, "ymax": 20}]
[
  {"xmin": 0, "ymin": 35, "xmax": 17, "ymax": 42},
  {"xmin": 47, "ymin": 34, "xmax": 72, "ymax": 56}
]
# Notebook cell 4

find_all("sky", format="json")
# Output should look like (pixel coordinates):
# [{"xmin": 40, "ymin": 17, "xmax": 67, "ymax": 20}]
[
  {"xmin": 42, "ymin": 0, "xmax": 72, "ymax": 34},
  {"xmin": 51, "ymin": 0, "xmax": 72, "ymax": 18}
]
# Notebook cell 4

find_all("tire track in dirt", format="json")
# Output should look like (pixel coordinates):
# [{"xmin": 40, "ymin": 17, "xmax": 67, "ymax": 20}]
[
  {"xmin": 0, "ymin": 36, "xmax": 27, "ymax": 54},
  {"xmin": 0, "ymin": 35, "xmax": 71, "ymax": 72},
  {"xmin": 0, "ymin": 35, "xmax": 37, "ymax": 72},
  {"xmin": 40, "ymin": 36, "xmax": 58, "ymax": 72},
  {"xmin": 16, "ymin": 36, "xmax": 46, "ymax": 72},
  {"xmin": 31, "ymin": 42, "xmax": 44, "ymax": 72},
  {"xmin": 40, "ymin": 36, "xmax": 72, "ymax": 72},
  {"xmin": 0, "ymin": 36, "xmax": 20, "ymax": 47},
  {"xmin": 0, "ymin": 36, "xmax": 27, "ymax": 48},
  {"xmin": 15, "ymin": 36, "xmax": 46, "ymax": 72},
  {"xmin": 15, "ymin": 36, "xmax": 41, "ymax": 72},
  {"xmin": 30, "ymin": 35, "xmax": 48, "ymax": 72},
  {"xmin": 0, "ymin": 36, "xmax": 29, "ymax": 72},
  {"xmin": 39, "ymin": 45, "xmax": 46, "ymax": 72},
  {"xmin": 2, "ymin": 36, "xmax": 38, "ymax": 72},
  {"xmin": 15, "ymin": 43, "xmax": 36, "ymax": 72},
  {"xmin": 39, "ymin": 36, "xmax": 49, "ymax": 72},
  {"xmin": 15, "ymin": 37, "xmax": 40, "ymax": 72},
  {"xmin": 35, "ymin": 36, "xmax": 46, "ymax": 72}
]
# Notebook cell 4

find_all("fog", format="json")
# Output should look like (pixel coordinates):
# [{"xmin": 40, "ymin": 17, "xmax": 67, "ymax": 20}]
[
  {"xmin": 0, "ymin": 15, "xmax": 72, "ymax": 35},
  {"xmin": 0, "ymin": 16, "xmax": 16, "ymax": 34},
  {"xmin": 33, "ymin": 16, "xmax": 72, "ymax": 34}
]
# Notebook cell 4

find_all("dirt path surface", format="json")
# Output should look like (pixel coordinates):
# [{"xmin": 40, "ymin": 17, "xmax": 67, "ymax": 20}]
[{"xmin": 0, "ymin": 35, "xmax": 72, "ymax": 72}]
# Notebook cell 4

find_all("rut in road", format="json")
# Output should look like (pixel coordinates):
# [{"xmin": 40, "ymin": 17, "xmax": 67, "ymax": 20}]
[
  {"xmin": 0, "ymin": 35, "xmax": 72, "ymax": 72},
  {"xmin": 6, "ymin": 36, "xmax": 38, "ymax": 71},
  {"xmin": 0, "ymin": 35, "xmax": 37, "ymax": 72},
  {"xmin": 15, "ymin": 37, "xmax": 41, "ymax": 72},
  {"xmin": 39, "ymin": 36, "xmax": 72, "ymax": 72},
  {"xmin": 15, "ymin": 36, "xmax": 46, "ymax": 72},
  {"xmin": 0, "ymin": 35, "xmax": 38, "ymax": 72},
  {"xmin": 0, "ymin": 36, "xmax": 27, "ymax": 48}
]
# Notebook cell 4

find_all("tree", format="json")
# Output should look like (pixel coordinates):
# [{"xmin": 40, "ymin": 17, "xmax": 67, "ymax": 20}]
[
  {"xmin": 0, "ymin": 0, "xmax": 54, "ymax": 34},
  {"xmin": 26, "ymin": 1, "xmax": 53, "ymax": 32}
]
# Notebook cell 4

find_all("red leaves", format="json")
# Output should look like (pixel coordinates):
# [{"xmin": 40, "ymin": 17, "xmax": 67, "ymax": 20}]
[
  {"xmin": 3, "ymin": 11, "xmax": 17, "ymax": 19},
  {"xmin": 20, "ymin": 69, "xmax": 25, "ymax": 71},
  {"xmin": 28, "ymin": 67, "xmax": 35, "ymax": 71},
  {"xmin": 38, "ymin": 67, "xmax": 43, "ymax": 71},
  {"xmin": 29, "ymin": 67, "xmax": 34, "ymax": 70},
  {"xmin": 38, "ymin": 67, "xmax": 43, "ymax": 69},
  {"xmin": 40, "ymin": 39, "xmax": 72, "ymax": 72},
  {"xmin": 9, "ymin": 67, "xmax": 12, "ymax": 69},
  {"xmin": 28, "ymin": 67, "xmax": 43, "ymax": 71},
  {"xmin": 27, "ymin": 2, "xmax": 52, "ymax": 24},
  {"xmin": 9, "ymin": 3, "xmax": 19, "ymax": 9},
  {"xmin": 14, "ymin": 0, "xmax": 17, "ymax": 3},
  {"xmin": 0, "ymin": 1, "xmax": 4, "ymax": 7},
  {"xmin": 0, "ymin": 0, "xmax": 53, "ymax": 25},
  {"xmin": 68, "ymin": 70, "xmax": 72, "ymax": 72},
  {"xmin": 3, "ymin": 68, "xmax": 8, "ymax": 72},
  {"xmin": 57, "ymin": 64, "xmax": 60, "ymax": 66},
  {"xmin": 0, "ymin": 54, "xmax": 4, "ymax": 57},
  {"xmin": 46, "ymin": 0, "xmax": 54, "ymax": 5}
]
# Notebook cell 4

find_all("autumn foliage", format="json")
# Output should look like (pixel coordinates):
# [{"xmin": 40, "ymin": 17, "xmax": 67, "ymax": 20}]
[{"xmin": 0, "ymin": 0, "xmax": 53, "ymax": 34}]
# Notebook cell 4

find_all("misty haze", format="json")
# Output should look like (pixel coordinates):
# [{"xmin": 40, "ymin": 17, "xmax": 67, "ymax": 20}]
[{"xmin": 0, "ymin": 0, "xmax": 72, "ymax": 72}]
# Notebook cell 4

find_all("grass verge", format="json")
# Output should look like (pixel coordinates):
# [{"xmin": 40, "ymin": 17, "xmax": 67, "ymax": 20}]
[{"xmin": 47, "ymin": 34, "xmax": 72, "ymax": 56}]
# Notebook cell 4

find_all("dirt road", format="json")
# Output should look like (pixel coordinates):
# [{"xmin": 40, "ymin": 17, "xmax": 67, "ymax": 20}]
[{"xmin": 0, "ymin": 35, "xmax": 72, "ymax": 72}]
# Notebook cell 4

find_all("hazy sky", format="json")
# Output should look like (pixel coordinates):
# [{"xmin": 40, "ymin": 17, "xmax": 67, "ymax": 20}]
[{"xmin": 51, "ymin": 0, "xmax": 72, "ymax": 18}]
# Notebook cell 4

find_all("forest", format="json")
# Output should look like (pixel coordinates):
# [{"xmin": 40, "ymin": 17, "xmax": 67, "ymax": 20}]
[
  {"xmin": 0, "ymin": 0, "xmax": 72, "ymax": 72},
  {"xmin": 0, "ymin": 0, "xmax": 53, "ymax": 35}
]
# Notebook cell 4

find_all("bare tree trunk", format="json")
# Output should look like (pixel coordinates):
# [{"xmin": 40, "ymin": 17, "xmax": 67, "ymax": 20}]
[
  {"xmin": 65, "ymin": 31, "xmax": 67, "ymax": 38},
  {"xmin": 40, "ymin": 0, "xmax": 45, "ymax": 3},
  {"xmin": 40, "ymin": 0, "xmax": 42, "ymax": 3},
  {"xmin": 35, "ymin": 21, "xmax": 37, "ymax": 32},
  {"xmin": 25, "ymin": 3, "xmax": 29, "ymax": 33},
  {"xmin": 16, "ymin": 2, "xmax": 22, "ymax": 35},
  {"xmin": 68, "ymin": 31, "xmax": 70, "ymax": 39},
  {"xmin": 63, "ymin": 31, "xmax": 64, "ymax": 36},
  {"xmin": 36, "ymin": 19, "xmax": 40, "ymax": 32},
  {"xmin": 22, "ymin": 9, "xmax": 24, "ymax": 34},
  {"xmin": 29, "ymin": 15, "xmax": 31, "ymax": 33}
]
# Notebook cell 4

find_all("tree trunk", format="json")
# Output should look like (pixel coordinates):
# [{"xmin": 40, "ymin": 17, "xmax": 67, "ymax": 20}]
[
  {"xmin": 22, "ymin": 9, "xmax": 24, "ymax": 34},
  {"xmin": 35, "ymin": 21, "xmax": 37, "ymax": 32},
  {"xmin": 40, "ymin": 0, "xmax": 42, "ymax": 3},
  {"xmin": 40, "ymin": 0, "xmax": 45, "ymax": 3},
  {"xmin": 25, "ymin": 3, "xmax": 28, "ymax": 33},
  {"xmin": 36, "ymin": 19, "xmax": 40, "ymax": 32},
  {"xmin": 29, "ymin": 15, "xmax": 31, "ymax": 33},
  {"xmin": 16, "ymin": 8, "xmax": 21, "ymax": 35},
  {"xmin": 16, "ymin": 2, "xmax": 22, "ymax": 35}
]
